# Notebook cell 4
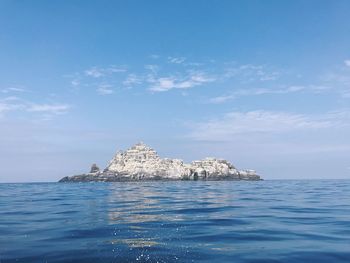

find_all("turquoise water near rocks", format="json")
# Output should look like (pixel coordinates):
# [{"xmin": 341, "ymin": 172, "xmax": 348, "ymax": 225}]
[{"xmin": 0, "ymin": 180, "xmax": 349, "ymax": 262}]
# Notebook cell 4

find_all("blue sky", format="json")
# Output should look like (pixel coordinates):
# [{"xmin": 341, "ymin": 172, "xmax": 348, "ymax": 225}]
[{"xmin": 1, "ymin": 0, "xmax": 350, "ymax": 182}]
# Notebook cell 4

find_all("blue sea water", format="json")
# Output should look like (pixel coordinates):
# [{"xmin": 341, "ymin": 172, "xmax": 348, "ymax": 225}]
[{"xmin": 0, "ymin": 180, "xmax": 349, "ymax": 263}]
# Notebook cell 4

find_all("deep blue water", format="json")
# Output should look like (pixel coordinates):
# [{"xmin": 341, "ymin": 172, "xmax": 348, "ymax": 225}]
[{"xmin": 0, "ymin": 180, "xmax": 349, "ymax": 263}]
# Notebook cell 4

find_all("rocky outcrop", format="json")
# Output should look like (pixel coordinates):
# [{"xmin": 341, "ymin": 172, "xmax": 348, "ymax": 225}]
[
  {"xmin": 59, "ymin": 142, "xmax": 261, "ymax": 182},
  {"xmin": 90, "ymin": 164, "xmax": 100, "ymax": 173},
  {"xmin": 190, "ymin": 158, "xmax": 239, "ymax": 180}
]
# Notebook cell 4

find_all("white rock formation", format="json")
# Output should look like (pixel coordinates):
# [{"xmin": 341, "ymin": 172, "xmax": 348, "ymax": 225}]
[
  {"xmin": 106, "ymin": 142, "xmax": 191, "ymax": 179},
  {"xmin": 59, "ymin": 142, "xmax": 261, "ymax": 182},
  {"xmin": 190, "ymin": 158, "xmax": 240, "ymax": 179}
]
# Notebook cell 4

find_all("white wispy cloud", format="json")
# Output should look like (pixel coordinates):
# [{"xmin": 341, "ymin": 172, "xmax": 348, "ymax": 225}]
[
  {"xmin": 0, "ymin": 96, "xmax": 71, "ymax": 118},
  {"xmin": 69, "ymin": 65, "xmax": 128, "ymax": 94},
  {"xmin": 85, "ymin": 66, "xmax": 126, "ymax": 78},
  {"xmin": 209, "ymin": 85, "xmax": 332, "ymax": 104},
  {"xmin": 344, "ymin": 60, "xmax": 350, "ymax": 67},
  {"xmin": 188, "ymin": 110, "xmax": 349, "ymax": 141},
  {"xmin": 71, "ymin": 79, "xmax": 80, "ymax": 87},
  {"xmin": 123, "ymin": 74, "xmax": 143, "ymax": 87},
  {"xmin": 149, "ymin": 71, "xmax": 215, "ymax": 92},
  {"xmin": 1, "ymin": 96, "xmax": 22, "ymax": 102},
  {"xmin": 67, "ymin": 58, "xmax": 349, "ymax": 98},
  {"xmin": 0, "ymin": 97, "xmax": 26, "ymax": 116},
  {"xmin": 149, "ymin": 54, "xmax": 160, "ymax": 59},
  {"xmin": 96, "ymin": 84, "xmax": 114, "ymax": 95},
  {"xmin": 0, "ymin": 102, "xmax": 23, "ymax": 115},
  {"xmin": 108, "ymin": 65, "xmax": 127, "ymax": 73},
  {"xmin": 224, "ymin": 64, "xmax": 280, "ymax": 82},
  {"xmin": 85, "ymin": 67, "xmax": 105, "ymax": 78},
  {"xmin": 144, "ymin": 64, "xmax": 159, "ymax": 74},
  {"xmin": 185, "ymin": 62, "xmax": 205, "ymax": 67},
  {"xmin": 68, "ymin": 60, "xmax": 284, "ymax": 95},
  {"xmin": 1, "ymin": 86, "xmax": 26, "ymax": 93},
  {"xmin": 168, "ymin": 56, "xmax": 186, "ymax": 64},
  {"xmin": 26, "ymin": 104, "xmax": 70, "ymax": 115},
  {"xmin": 209, "ymin": 94, "xmax": 236, "ymax": 104},
  {"xmin": 209, "ymin": 86, "xmax": 304, "ymax": 104}
]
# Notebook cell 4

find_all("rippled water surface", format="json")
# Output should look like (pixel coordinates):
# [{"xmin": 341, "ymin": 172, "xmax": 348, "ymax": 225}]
[{"xmin": 0, "ymin": 180, "xmax": 349, "ymax": 262}]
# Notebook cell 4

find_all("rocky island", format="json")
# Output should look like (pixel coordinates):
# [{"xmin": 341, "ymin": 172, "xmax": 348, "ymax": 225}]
[{"xmin": 59, "ymin": 142, "xmax": 261, "ymax": 182}]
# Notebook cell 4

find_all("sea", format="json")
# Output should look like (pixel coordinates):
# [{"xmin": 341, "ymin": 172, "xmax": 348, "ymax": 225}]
[{"xmin": 0, "ymin": 180, "xmax": 349, "ymax": 263}]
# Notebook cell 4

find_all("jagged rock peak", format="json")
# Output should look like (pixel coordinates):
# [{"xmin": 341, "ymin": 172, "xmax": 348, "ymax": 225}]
[
  {"xmin": 115, "ymin": 142, "xmax": 159, "ymax": 159},
  {"xmin": 106, "ymin": 142, "xmax": 161, "ymax": 173},
  {"xmin": 128, "ymin": 142, "xmax": 158, "ymax": 155}
]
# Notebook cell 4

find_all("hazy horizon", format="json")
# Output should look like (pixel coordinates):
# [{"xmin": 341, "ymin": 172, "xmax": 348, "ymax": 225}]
[{"xmin": 1, "ymin": 0, "xmax": 350, "ymax": 182}]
